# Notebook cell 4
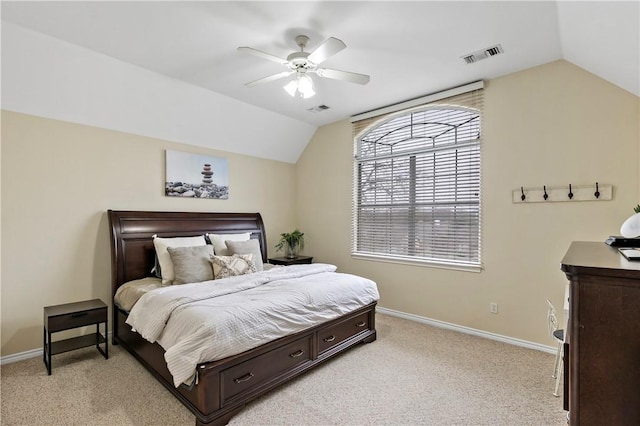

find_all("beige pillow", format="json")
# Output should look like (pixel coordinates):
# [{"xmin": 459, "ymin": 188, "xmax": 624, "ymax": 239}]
[
  {"xmin": 167, "ymin": 245, "xmax": 214, "ymax": 284},
  {"xmin": 207, "ymin": 233, "xmax": 251, "ymax": 256},
  {"xmin": 153, "ymin": 235, "xmax": 206, "ymax": 284},
  {"xmin": 225, "ymin": 239, "xmax": 264, "ymax": 271},
  {"xmin": 210, "ymin": 254, "xmax": 256, "ymax": 279}
]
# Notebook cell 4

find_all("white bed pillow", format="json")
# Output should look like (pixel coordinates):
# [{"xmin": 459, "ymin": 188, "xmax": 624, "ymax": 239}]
[
  {"xmin": 207, "ymin": 233, "xmax": 251, "ymax": 256},
  {"xmin": 152, "ymin": 235, "xmax": 206, "ymax": 284},
  {"xmin": 225, "ymin": 238, "xmax": 264, "ymax": 272}
]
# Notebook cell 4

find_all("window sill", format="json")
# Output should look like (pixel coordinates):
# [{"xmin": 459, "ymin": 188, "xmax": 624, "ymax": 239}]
[{"xmin": 351, "ymin": 252, "xmax": 482, "ymax": 273}]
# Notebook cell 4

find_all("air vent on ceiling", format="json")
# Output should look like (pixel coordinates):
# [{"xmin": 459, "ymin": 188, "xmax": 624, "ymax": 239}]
[
  {"xmin": 308, "ymin": 105, "xmax": 331, "ymax": 113},
  {"xmin": 462, "ymin": 44, "xmax": 504, "ymax": 64}
]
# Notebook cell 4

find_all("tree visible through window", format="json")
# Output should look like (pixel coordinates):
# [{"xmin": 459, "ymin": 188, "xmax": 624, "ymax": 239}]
[{"xmin": 353, "ymin": 103, "xmax": 481, "ymax": 268}]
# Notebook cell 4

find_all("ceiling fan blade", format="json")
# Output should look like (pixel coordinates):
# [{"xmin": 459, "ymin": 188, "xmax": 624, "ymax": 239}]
[
  {"xmin": 245, "ymin": 71, "xmax": 294, "ymax": 88},
  {"xmin": 316, "ymin": 68, "xmax": 370, "ymax": 85},
  {"xmin": 238, "ymin": 46, "xmax": 288, "ymax": 65},
  {"xmin": 308, "ymin": 37, "xmax": 346, "ymax": 64}
]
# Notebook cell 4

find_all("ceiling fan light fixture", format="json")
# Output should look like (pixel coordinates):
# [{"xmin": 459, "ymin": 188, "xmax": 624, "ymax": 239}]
[
  {"xmin": 240, "ymin": 34, "xmax": 369, "ymax": 92},
  {"xmin": 284, "ymin": 73, "xmax": 315, "ymax": 99}
]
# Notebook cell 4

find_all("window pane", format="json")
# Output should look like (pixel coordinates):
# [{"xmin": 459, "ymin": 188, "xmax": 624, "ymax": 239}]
[
  {"xmin": 354, "ymin": 102, "xmax": 481, "ymax": 267},
  {"xmin": 358, "ymin": 109, "xmax": 480, "ymax": 160}
]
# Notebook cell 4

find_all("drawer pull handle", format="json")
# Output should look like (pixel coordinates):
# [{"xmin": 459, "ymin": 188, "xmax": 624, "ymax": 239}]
[
  {"xmin": 323, "ymin": 335, "xmax": 336, "ymax": 342},
  {"xmin": 289, "ymin": 349, "xmax": 305, "ymax": 358},
  {"xmin": 71, "ymin": 312, "xmax": 89, "ymax": 318},
  {"xmin": 233, "ymin": 373, "xmax": 254, "ymax": 384},
  {"xmin": 355, "ymin": 321, "xmax": 366, "ymax": 327}
]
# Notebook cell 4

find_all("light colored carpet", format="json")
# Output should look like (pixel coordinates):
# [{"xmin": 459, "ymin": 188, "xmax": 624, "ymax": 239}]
[{"xmin": 1, "ymin": 314, "xmax": 567, "ymax": 425}]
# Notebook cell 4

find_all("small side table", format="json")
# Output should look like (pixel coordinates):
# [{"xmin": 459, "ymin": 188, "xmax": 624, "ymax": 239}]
[
  {"xmin": 268, "ymin": 255, "xmax": 313, "ymax": 266},
  {"xmin": 43, "ymin": 299, "xmax": 108, "ymax": 375}
]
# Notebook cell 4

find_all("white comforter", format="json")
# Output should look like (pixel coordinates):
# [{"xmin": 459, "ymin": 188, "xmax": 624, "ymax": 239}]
[{"xmin": 126, "ymin": 263, "xmax": 379, "ymax": 387}]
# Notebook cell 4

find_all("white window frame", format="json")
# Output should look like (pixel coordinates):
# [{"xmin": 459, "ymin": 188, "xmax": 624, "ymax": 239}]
[{"xmin": 351, "ymin": 83, "xmax": 483, "ymax": 272}]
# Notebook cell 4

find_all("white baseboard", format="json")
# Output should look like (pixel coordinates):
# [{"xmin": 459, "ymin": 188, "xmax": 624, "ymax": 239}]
[
  {"xmin": 0, "ymin": 348, "xmax": 42, "ymax": 365},
  {"xmin": 376, "ymin": 306, "xmax": 557, "ymax": 355},
  {"xmin": 1, "ymin": 311, "xmax": 555, "ymax": 365},
  {"xmin": 1, "ymin": 332, "xmax": 113, "ymax": 366}
]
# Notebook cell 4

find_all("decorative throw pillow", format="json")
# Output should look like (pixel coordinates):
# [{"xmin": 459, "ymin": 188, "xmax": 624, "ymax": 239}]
[
  {"xmin": 210, "ymin": 254, "xmax": 256, "ymax": 279},
  {"xmin": 207, "ymin": 233, "xmax": 251, "ymax": 256},
  {"xmin": 167, "ymin": 245, "xmax": 214, "ymax": 284},
  {"xmin": 153, "ymin": 235, "xmax": 206, "ymax": 284},
  {"xmin": 225, "ymin": 238, "xmax": 264, "ymax": 272}
]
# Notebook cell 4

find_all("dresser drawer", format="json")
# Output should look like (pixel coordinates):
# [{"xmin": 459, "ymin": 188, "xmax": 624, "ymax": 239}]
[
  {"xmin": 220, "ymin": 335, "xmax": 312, "ymax": 405},
  {"xmin": 47, "ymin": 307, "xmax": 107, "ymax": 332},
  {"xmin": 318, "ymin": 311, "xmax": 371, "ymax": 354}
]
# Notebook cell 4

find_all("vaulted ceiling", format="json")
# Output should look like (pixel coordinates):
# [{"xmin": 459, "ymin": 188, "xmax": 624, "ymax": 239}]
[{"xmin": 2, "ymin": 1, "xmax": 638, "ymax": 129}]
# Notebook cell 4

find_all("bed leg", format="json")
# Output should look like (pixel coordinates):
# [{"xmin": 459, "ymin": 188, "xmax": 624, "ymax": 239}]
[
  {"xmin": 195, "ymin": 405, "xmax": 245, "ymax": 426},
  {"xmin": 363, "ymin": 331, "xmax": 377, "ymax": 343}
]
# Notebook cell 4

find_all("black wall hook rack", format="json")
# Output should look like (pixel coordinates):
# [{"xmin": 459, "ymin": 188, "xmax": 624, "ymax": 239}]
[{"xmin": 512, "ymin": 183, "xmax": 612, "ymax": 203}]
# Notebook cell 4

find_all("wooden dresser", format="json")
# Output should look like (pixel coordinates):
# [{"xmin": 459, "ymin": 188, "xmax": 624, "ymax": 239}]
[{"xmin": 561, "ymin": 241, "xmax": 640, "ymax": 425}]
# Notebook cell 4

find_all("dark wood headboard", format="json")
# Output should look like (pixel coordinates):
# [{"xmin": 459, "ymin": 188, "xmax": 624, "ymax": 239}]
[{"xmin": 108, "ymin": 210, "xmax": 267, "ymax": 299}]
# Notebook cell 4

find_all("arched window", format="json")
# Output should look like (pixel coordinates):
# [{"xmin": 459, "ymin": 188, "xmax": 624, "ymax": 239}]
[{"xmin": 352, "ymin": 89, "xmax": 482, "ymax": 270}]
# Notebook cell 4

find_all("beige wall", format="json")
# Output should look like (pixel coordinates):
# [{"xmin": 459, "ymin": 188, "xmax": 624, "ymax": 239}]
[
  {"xmin": 1, "ymin": 111, "xmax": 296, "ymax": 356},
  {"xmin": 296, "ymin": 60, "xmax": 640, "ymax": 346}
]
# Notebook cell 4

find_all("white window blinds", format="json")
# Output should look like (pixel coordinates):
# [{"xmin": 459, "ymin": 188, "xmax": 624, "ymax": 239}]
[{"xmin": 351, "ymin": 84, "xmax": 483, "ymax": 270}]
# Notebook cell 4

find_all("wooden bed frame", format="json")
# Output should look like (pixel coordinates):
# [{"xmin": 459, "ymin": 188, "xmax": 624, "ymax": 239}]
[{"xmin": 108, "ymin": 210, "xmax": 377, "ymax": 426}]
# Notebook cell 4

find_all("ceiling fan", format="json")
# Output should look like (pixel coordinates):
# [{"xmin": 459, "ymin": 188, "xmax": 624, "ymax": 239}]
[{"xmin": 238, "ymin": 35, "xmax": 370, "ymax": 98}]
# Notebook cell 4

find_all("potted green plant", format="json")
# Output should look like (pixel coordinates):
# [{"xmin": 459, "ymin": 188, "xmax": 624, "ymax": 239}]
[{"xmin": 275, "ymin": 229, "xmax": 305, "ymax": 258}]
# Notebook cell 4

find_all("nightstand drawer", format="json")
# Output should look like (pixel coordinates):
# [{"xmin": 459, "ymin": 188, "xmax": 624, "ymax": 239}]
[{"xmin": 47, "ymin": 307, "xmax": 107, "ymax": 332}]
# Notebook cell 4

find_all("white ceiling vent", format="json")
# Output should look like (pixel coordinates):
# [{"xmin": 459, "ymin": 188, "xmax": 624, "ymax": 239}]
[
  {"xmin": 462, "ymin": 44, "xmax": 504, "ymax": 64},
  {"xmin": 308, "ymin": 105, "xmax": 331, "ymax": 113}
]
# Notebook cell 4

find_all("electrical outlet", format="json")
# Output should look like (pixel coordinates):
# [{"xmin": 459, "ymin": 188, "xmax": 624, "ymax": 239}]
[{"xmin": 490, "ymin": 302, "xmax": 498, "ymax": 314}]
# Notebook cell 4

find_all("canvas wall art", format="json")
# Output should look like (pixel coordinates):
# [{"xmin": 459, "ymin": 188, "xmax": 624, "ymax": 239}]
[{"xmin": 165, "ymin": 150, "xmax": 229, "ymax": 199}]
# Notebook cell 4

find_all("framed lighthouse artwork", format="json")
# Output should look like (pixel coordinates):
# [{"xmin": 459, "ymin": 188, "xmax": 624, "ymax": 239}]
[{"xmin": 165, "ymin": 150, "xmax": 229, "ymax": 199}]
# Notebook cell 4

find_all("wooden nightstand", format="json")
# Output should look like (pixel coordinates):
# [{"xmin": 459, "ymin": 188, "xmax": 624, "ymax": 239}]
[
  {"xmin": 268, "ymin": 256, "xmax": 313, "ymax": 266},
  {"xmin": 43, "ymin": 299, "xmax": 108, "ymax": 375}
]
